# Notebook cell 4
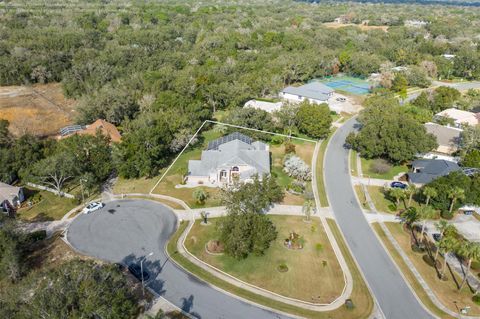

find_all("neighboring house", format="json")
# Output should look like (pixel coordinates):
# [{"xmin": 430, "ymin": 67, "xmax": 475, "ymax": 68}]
[
  {"xmin": 280, "ymin": 82, "xmax": 334, "ymax": 105},
  {"xmin": 435, "ymin": 108, "xmax": 479, "ymax": 128},
  {"xmin": 391, "ymin": 66, "xmax": 408, "ymax": 72},
  {"xmin": 334, "ymin": 15, "xmax": 352, "ymax": 24},
  {"xmin": 60, "ymin": 119, "xmax": 122, "ymax": 143},
  {"xmin": 0, "ymin": 182, "xmax": 25, "ymax": 215},
  {"xmin": 244, "ymin": 99, "xmax": 283, "ymax": 113},
  {"xmin": 442, "ymin": 54, "xmax": 456, "ymax": 60},
  {"xmin": 408, "ymin": 159, "xmax": 460, "ymax": 186},
  {"xmin": 404, "ymin": 20, "xmax": 429, "ymax": 27},
  {"xmin": 424, "ymin": 122, "xmax": 463, "ymax": 155},
  {"xmin": 186, "ymin": 132, "xmax": 270, "ymax": 186}
]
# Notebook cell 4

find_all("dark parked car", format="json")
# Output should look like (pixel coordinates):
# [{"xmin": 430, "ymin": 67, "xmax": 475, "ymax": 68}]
[
  {"xmin": 128, "ymin": 264, "xmax": 150, "ymax": 281},
  {"xmin": 433, "ymin": 233, "xmax": 442, "ymax": 242},
  {"xmin": 390, "ymin": 181, "xmax": 407, "ymax": 189}
]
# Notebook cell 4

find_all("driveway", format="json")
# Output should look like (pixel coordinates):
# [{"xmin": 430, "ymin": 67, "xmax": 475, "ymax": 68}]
[
  {"xmin": 67, "ymin": 199, "xmax": 292, "ymax": 319},
  {"xmin": 324, "ymin": 118, "xmax": 435, "ymax": 319}
]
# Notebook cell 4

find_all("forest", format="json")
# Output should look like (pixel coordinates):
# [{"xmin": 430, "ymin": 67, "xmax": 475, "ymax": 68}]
[{"xmin": 1, "ymin": 0, "xmax": 480, "ymax": 183}]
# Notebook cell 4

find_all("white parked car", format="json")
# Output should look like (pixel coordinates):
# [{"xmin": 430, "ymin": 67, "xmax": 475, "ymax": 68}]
[{"xmin": 82, "ymin": 202, "xmax": 105, "ymax": 214}]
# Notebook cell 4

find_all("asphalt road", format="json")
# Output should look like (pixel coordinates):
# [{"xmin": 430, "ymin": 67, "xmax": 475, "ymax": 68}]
[
  {"xmin": 324, "ymin": 118, "xmax": 435, "ymax": 319},
  {"xmin": 67, "ymin": 199, "xmax": 292, "ymax": 319}
]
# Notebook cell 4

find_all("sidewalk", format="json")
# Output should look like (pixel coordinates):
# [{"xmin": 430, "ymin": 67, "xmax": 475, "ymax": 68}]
[
  {"xmin": 355, "ymin": 152, "xmax": 478, "ymax": 319},
  {"xmin": 351, "ymin": 176, "xmax": 392, "ymax": 187}
]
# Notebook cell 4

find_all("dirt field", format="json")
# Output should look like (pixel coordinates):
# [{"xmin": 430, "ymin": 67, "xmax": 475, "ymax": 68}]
[
  {"xmin": 0, "ymin": 83, "xmax": 77, "ymax": 137},
  {"xmin": 323, "ymin": 22, "xmax": 389, "ymax": 32}
]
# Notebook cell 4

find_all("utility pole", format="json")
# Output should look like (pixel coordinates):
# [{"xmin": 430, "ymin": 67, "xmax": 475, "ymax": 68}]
[{"xmin": 141, "ymin": 252, "xmax": 154, "ymax": 296}]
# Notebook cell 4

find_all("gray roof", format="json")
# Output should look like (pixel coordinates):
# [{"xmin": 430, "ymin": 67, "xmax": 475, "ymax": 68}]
[
  {"xmin": 424, "ymin": 122, "xmax": 462, "ymax": 151},
  {"xmin": 189, "ymin": 135, "xmax": 269, "ymax": 178},
  {"xmin": 207, "ymin": 132, "xmax": 253, "ymax": 150},
  {"xmin": 408, "ymin": 159, "xmax": 460, "ymax": 184},
  {"xmin": 0, "ymin": 182, "xmax": 21, "ymax": 204},
  {"xmin": 281, "ymin": 82, "xmax": 333, "ymax": 101}
]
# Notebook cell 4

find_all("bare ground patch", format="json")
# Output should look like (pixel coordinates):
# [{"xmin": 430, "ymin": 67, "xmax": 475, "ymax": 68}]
[{"xmin": 0, "ymin": 83, "xmax": 77, "ymax": 137}]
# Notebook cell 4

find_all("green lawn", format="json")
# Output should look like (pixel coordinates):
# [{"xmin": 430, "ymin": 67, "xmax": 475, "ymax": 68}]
[
  {"xmin": 167, "ymin": 219, "xmax": 373, "ymax": 319},
  {"xmin": 383, "ymin": 222, "xmax": 480, "ymax": 316},
  {"xmin": 113, "ymin": 176, "xmax": 158, "ymax": 195},
  {"xmin": 354, "ymin": 185, "xmax": 369, "ymax": 210},
  {"xmin": 368, "ymin": 186, "xmax": 422, "ymax": 214},
  {"xmin": 185, "ymin": 216, "xmax": 344, "ymax": 303},
  {"xmin": 17, "ymin": 188, "xmax": 78, "ymax": 221},
  {"xmin": 360, "ymin": 157, "xmax": 408, "ymax": 180},
  {"xmin": 316, "ymin": 130, "xmax": 335, "ymax": 207},
  {"xmin": 350, "ymin": 150, "xmax": 358, "ymax": 177}
]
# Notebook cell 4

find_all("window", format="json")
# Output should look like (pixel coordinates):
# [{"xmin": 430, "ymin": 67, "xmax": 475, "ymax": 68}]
[{"xmin": 232, "ymin": 166, "xmax": 239, "ymax": 172}]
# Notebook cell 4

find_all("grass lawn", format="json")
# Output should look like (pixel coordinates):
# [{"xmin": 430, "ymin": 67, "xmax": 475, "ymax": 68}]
[
  {"xmin": 382, "ymin": 222, "xmax": 480, "ymax": 316},
  {"xmin": 367, "ymin": 186, "xmax": 422, "ymax": 214},
  {"xmin": 185, "ymin": 216, "xmax": 343, "ymax": 303},
  {"xmin": 270, "ymin": 140, "xmax": 315, "ymax": 206},
  {"xmin": 360, "ymin": 157, "xmax": 408, "ymax": 180},
  {"xmin": 350, "ymin": 150, "xmax": 358, "ymax": 177},
  {"xmin": 113, "ymin": 176, "xmax": 158, "ymax": 195},
  {"xmin": 16, "ymin": 188, "xmax": 78, "ymax": 221},
  {"xmin": 167, "ymin": 219, "xmax": 373, "ymax": 318},
  {"xmin": 125, "ymin": 196, "xmax": 185, "ymax": 210},
  {"xmin": 316, "ymin": 130, "xmax": 335, "ymax": 207},
  {"xmin": 354, "ymin": 185, "xmax": 369, "ymax": 210}
]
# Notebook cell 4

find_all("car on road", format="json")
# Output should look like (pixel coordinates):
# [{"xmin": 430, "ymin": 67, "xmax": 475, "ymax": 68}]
[
  {"xmin": 390, "ymin": 181, "xmax": 407, "ymax": 189},
  {"xmin": 128, "ymin": 263, "xmax": 150, "ymax": 281},
  {"xmin": 433, "ymin": 233, "xmax": 442, "ymax": 242},
  {"xmin": 82, "ymin": 202, "xmax": 105, "ymax": 214}
]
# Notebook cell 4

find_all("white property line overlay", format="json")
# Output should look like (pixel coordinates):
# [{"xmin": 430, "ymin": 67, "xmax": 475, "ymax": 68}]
[{"xmin": 149, "ymin": 120, "xmax": 317, "ymax": 194}]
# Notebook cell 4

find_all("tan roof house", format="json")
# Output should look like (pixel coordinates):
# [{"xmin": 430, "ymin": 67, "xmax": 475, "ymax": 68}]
[
  {"xmin": 0, "ymin": 182, "xmax": 24, "ymax": 215},
  {"xmin": 435, "ymin": 108, "xmax": 479, "ymax": 128},
  {"xmin": 424, "ymin": 122, "xmax": 462, "ymax": 155}
]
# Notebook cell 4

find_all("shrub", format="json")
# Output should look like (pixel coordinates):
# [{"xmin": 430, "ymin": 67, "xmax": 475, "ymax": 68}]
[
  {"xmin": 441, "ymin": 210, "xmax": 454, "ymax": 220},
  {"xmin": 315, "ymin": 243, "xmax": 324, "ymax": 252},
  {"xmin": 471, "ymin": 260, "xmax": 480, "ymax": 271},
  {"xmin": 27, "ymin": 230, "xmax": 47, "ymax": 243},
  {"xmin": 473, "ymin": 295, "xmax": 480, "ymax": 305},
  {"xmin": 287, "ymin": 181, "xmax": 305, "ymax": 194},
  {"xmin": 284, "ymin": 142, "xmax": 296, "ymax": 154},
  {"xmin": 277, "ymin": 263, "xmax": 289, "ymax": 272},
  {"xmin": 370, "ymin": 159, "xmax": 391, "ymax": 175},
  {"xmin": 283, "ymin": 155, "xmax": 311, "ymax": 181},
  {"xmin": 271, "ymin": 135, "xmax": 284, "ymax": 145}
]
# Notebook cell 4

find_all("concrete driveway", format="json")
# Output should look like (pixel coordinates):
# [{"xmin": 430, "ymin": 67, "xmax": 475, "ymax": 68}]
[{"xmin": 67, "ymin": 199, "xmax": 292, "ymax": 319}]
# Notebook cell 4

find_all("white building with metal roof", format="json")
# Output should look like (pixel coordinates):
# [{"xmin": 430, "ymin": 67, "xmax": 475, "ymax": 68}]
[{"xmin": 279, "ymin": 82, "xmax": 333, "ymax": 105}]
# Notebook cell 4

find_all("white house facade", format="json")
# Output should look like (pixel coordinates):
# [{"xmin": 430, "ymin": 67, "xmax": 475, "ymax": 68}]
[{"xmin": 186, "ymin": 132, "xmax": 270, "ymax": 187}]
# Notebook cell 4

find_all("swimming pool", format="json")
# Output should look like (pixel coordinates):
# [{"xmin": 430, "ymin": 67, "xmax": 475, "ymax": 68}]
[{"xmin": 313, "ymin": 76, "xmax": 372, "ymax": 95}]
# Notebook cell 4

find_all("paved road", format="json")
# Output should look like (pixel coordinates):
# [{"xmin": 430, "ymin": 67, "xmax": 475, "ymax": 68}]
[
  {"xmin": 67, "ymin": 200, "xmax": 292, "ymax": 319},
  {"xmin": 324, "ymin": 118, "xmax": 435, "ymax": 319},
  {"xmin": 404, "ymin": 80, "xmax": 480, "ymax": 103}
]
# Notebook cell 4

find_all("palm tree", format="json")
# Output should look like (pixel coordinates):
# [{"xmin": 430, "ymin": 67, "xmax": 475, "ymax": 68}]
[
  {"xmin": 418, "ymin": 205, "xmax": 436, "ymax": 242},
  {"xmin": 422, "ymin": 186, "xmax": 438, "ymax": 207},
  {"xmin": 389, "ymin": 187, "xmax": 406, "ymax": 208},
  {"xmin": 448, "ymin": 187, "xmax": 465, "ymax": 214},
  {"xmin": 405, "ymin": 184, "xmax": 417, "ymax": 208},
  {"xmin": 434, "ymin": 221, "xmax": 456, "ymax": 261},
  {"xmin": 458, "ymin": 242, "xmax": 480, "ymax": 290},
  {"xmin": 400, "ymin": 207, "xmax": 419, "ymax": 227},
  {"xmin": 302, "ymin": 200, "xmax": 314, "ymax": 222},
  {"xmin": 438, "ymin": 236, "xmax": 458, "ymax": 278}
]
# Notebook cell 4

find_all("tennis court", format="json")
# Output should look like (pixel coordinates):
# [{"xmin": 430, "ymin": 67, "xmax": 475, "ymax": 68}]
[{"xmin": 314, "ymin": 76, "xmax": 372, "ymax": 95}]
